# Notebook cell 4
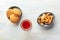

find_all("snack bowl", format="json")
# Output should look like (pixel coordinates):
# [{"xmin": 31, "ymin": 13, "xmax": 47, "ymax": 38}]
[
  {"xmin": 6, "ymin": 6, "xmax": 22, "ymax": 23},
  {"xmin": 37, "ymin": 12, "xmax": 55, "ymax": 29}
]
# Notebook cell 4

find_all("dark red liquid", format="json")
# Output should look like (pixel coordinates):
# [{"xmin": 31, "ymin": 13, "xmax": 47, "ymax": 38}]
[{"xmin": 21, "ymin": 19, "xmax": 32, "ymax": 30}]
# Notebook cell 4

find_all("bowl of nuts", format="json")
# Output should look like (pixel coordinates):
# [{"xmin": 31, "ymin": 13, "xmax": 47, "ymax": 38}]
[{"xmin": 37, "ymin": 12, "xmax": 55, "ymax": 29}]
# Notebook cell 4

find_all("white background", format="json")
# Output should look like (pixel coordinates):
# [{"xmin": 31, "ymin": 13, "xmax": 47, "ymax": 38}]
[{"xmin": 0, "ymin": 0, "xmax": 60, "ymax": 40}]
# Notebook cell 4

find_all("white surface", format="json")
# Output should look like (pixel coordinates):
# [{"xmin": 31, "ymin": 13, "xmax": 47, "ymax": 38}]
[{"xmin": 0, "ymin": 0, "xmax": 60, "ymax": 40}]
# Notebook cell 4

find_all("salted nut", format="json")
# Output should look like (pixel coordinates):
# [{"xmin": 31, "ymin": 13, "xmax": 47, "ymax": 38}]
[
  {"xmin": 37, "ymin": 12, "xmax": 55, "ymax": 29},
  {"xmin": 6, "ymin": 6, "xmax": 22, "ymax": 23}
]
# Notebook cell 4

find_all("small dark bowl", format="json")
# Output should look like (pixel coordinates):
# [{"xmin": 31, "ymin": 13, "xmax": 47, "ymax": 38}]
[{"xmin": 37, "ymin": 12, "xmax": 55, "ymax": 29}]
